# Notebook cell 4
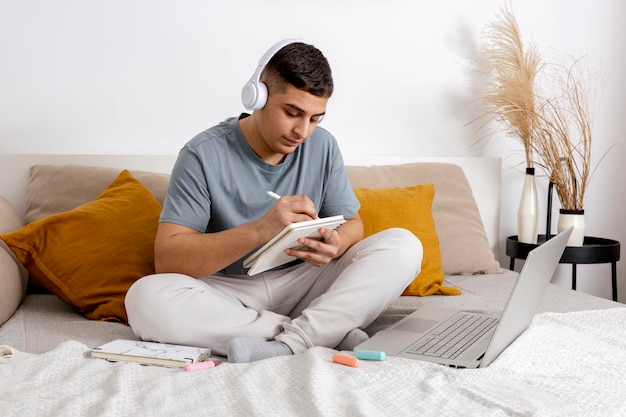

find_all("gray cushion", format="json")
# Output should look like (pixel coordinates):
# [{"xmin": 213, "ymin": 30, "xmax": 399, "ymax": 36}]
[{"xmin": 0, "ymin": 197, "xmax": 28, "ymax": 325}]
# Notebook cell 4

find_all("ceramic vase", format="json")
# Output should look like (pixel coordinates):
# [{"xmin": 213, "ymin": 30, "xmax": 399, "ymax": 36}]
[
  {"xmin": 557, "ymin": 209, "xmax": 585, "ymax": 246},
  {"xmin": 517, "ymin": 167, "xmax": 539, "ymax": 244}
]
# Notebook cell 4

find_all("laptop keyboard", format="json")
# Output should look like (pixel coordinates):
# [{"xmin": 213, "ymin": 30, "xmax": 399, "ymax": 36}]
[{"xmin": 406, "ymin": 313, "xmax": 498, "ymax": 359}]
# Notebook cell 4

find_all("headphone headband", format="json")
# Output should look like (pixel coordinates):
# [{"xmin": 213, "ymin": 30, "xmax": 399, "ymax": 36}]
[{"xmin": 241, "ymin": 39, "xmax": 303, "ymax": 111}]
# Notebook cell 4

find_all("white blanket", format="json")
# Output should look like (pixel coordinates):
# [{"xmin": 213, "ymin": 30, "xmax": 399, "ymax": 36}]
[{"xmin": 2, "ymin": 308, "xmax": 626, "ymax": 417}]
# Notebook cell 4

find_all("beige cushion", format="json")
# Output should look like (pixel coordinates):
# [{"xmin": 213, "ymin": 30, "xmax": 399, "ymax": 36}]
[
  {"xmin": 346, "ymin": 163, "xmax": 501, "ymax": 275},
  {"xmin": 0, "ymin": 197, "xmax": 28, "ymax": 326},
  {"xmin": 25, "ymin": 165, "xmax": 170, "ymax": 224}
]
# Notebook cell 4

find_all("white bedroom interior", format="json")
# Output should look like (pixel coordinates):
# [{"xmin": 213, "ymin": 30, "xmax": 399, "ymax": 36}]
[{"xmin": 1, "ymin": 0, "xmax": 624, "ymax": 301}]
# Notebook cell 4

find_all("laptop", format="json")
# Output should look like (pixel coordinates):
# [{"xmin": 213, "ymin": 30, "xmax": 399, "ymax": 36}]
[{"xmin": 354, "ymin": 226, "xmax": 573, "ymax": 369}]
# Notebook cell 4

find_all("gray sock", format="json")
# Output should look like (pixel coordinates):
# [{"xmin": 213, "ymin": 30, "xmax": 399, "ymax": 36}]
[
  {"xmin": 335, "ymin": 328, "xmax": 369, "ymax": 351},
  {"xmin": 227, "ymin": 337, "xmax": 293, "ymax": 363}
]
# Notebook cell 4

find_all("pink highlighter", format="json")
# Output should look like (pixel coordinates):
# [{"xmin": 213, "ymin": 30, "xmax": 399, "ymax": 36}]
[{"xmin": 183, "ymin": 360, "xmax": 222, "ymax": 372}]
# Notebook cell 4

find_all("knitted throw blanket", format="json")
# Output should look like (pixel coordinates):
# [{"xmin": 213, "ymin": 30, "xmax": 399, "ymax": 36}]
[{"xmin": 1, "ymin": 308, "xmax": 626, "ymax": 416}]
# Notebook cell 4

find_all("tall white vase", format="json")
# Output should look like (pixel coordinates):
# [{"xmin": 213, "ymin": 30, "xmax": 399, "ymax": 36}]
[
  {"xmin": 518, "ymin": 167, "xmax": 539, "ymax": 244},
  {"xmin": 557, "ymin": 209, "xmax": 585, "ymax": 246}
]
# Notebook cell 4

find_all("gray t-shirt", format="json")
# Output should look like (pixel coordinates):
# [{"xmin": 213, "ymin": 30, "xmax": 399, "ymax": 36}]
[{"xmin": 160, "ymin": 115, "xmax": 360, "ymax": 274}]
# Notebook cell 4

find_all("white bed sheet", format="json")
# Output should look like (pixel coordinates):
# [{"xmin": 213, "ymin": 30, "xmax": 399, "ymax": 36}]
[{"xmin": 2, "ymin": 308, "xmax": 625, "ymax": 417}]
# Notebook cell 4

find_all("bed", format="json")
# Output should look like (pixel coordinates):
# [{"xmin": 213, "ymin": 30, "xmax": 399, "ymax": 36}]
[{"xmin": 0, "ymin": 154, "xmax": 624, "ymax": 416}]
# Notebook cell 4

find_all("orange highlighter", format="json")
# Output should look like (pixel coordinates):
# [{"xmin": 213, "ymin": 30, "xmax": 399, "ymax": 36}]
[{"xmin": 332, "ymin": 353, "xmax": 360, "ymax": 368}]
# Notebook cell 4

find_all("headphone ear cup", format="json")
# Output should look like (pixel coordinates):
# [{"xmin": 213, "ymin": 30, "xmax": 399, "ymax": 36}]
[
  {"xmin": 254, "ymin": 82, "xmax": 268, "ymax": 110},
  {"xmin": 241, "ymin": 80, "xmax": 268, "ymax": 110}
]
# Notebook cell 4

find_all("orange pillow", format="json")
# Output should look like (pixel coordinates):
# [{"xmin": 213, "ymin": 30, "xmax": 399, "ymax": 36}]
[
  {"xmin": 0, "ymin": 170, "xmax": 162, "ymax": 323},
  {"xmin": 354, "ymin": 184, "xmax": 461, "ymax": 296}
]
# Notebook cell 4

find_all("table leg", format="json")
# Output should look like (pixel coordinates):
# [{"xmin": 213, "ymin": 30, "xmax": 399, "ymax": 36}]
[
  {"xmin": 509, "ymin": 258, "xmax": 515, "ymax": 271},
  {"xmin": 612, "ymin": 262, "xmax": 617, "ymax": 302},
  {"xmin": 572, "ymin": 264, "xmax": 577, "ymax": 291}
]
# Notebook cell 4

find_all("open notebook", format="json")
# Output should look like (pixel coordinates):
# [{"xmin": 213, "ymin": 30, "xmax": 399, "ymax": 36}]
[{"xmin": 243, "ymin": 215, "xmax": 345, "ymax": 275}]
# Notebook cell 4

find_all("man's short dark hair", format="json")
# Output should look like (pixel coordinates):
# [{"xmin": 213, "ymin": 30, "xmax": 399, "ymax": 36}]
[{"xmin": 262, "ymin": 42, "xmax": 334, "ymax": 98}]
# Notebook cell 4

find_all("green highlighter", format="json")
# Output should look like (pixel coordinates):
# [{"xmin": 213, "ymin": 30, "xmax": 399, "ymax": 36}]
[{"xmin": 354, "ymin": 350, "xmax": 386, "ymax": 361}]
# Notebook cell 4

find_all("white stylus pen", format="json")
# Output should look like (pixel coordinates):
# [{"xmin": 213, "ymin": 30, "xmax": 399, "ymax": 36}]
[{"xmin": 267, "ymin": 191, "xmax": 281, "ymax": 200}]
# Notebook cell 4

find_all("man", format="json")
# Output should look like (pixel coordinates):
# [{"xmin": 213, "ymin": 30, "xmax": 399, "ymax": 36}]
[{"xmin": 125, "ymin": 40, "xmax": 422, "ymax": 362}]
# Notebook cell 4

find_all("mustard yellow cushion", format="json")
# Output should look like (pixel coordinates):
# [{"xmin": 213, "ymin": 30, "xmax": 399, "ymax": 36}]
[
  {"xmin": 0, "ymin": 170, "xmax": 161, "ymax": 323},
  {"xmin": 354, "ymin": 184, "xmax": 461, "ymax": 296}
]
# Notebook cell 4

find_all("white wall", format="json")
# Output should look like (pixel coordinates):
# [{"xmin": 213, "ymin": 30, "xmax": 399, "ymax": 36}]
[{"xmin": 1, "ymin": 0, "xmax": 625, "ymax": 301}]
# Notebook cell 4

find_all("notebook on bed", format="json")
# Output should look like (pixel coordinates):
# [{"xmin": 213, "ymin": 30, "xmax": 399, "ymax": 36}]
[{"xmin": 355, "ymin": 227, "xmax": 572, "ymax": 369}]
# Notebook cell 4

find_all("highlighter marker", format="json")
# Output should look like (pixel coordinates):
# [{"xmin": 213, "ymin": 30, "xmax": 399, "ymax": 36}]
[
  {"xmin": 332, "ymin": 353, "xmax": 360, "ymax": 368},
  {"xmin": 354, "ymin": 350, "xmax": 386, "ymax": 361},
  {"xmin": 183, "ymin": 360, "xmax": 221, "ymax": 372}
]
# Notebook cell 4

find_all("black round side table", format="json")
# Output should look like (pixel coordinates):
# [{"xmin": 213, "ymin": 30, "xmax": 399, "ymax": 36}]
[{"xmin": 506, "ymin": 235, "xmax": 621, "ymax": 301}]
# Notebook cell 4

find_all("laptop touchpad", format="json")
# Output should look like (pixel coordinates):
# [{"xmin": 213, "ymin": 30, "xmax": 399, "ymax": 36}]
[{"xmin": 395, "ymin": 318, "xmax": 439, "ymax": 333}]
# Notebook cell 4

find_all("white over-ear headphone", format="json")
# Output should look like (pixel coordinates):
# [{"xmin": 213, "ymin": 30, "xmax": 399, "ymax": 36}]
[{"xmin": 241, "ymin": 39, "xmax": 302, "ymax": 110}]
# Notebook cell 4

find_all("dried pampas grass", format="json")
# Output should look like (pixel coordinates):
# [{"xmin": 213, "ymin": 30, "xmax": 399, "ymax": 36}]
[
  {"xmin": 478, "ymin": 4, "xmax": 612, "ymax": 211},
  {"xmin": 481, "ymin": 4, "xmax": 541, "ymax": 168},
  {"xmin": 531, "ymin": 61, "xmax": 596, "ymax": 211}
]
